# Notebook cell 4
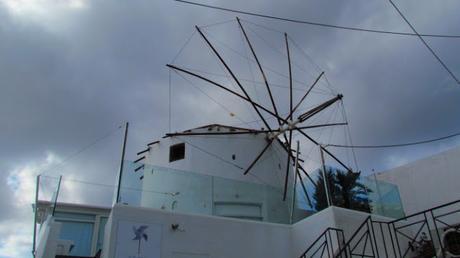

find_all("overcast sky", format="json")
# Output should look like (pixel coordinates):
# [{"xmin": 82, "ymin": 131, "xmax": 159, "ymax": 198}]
[{"xmin": 1, "ymin": 0, "xmax": 459, "ymax": 257}]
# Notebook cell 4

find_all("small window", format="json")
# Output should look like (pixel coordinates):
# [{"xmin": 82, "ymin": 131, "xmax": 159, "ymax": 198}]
[{"xmin": 169, "ymin": 143, "xmax": 185, "ymax": 162}]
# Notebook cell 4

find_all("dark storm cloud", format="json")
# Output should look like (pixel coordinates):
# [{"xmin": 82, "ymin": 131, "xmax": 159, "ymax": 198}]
[{"xmin": 0, "ymin": 0, "xmax": 459, "ymax": 255}]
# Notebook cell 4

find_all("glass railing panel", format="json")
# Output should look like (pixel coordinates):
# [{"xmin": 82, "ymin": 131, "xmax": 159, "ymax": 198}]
[
  {"xmin": 142, "ymin": 166, "xmax": 213, "ymax": 215},
  {"xmin": 291, "ymin": 167, "xmax": 405, "ymax": 220},
  {"xmin": 119, "ymin": 162, "xmax": 297, "ymax": 224},
  {"xmin": 118, "ymin": 162, "xmax": 405, "ymax": 223},
  {"xmin": 363, "ymin": 176, "xmax": 405, "ymax": 219}
]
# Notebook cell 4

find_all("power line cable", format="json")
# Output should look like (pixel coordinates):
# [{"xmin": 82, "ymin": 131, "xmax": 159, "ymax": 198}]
[
  {"xmin": 387, "ymin": 0, "xmax": 460, "ymax": 85},
  {"xmin": 39, "ymin": 175, "xmax": 180, "ymax": 196},
  {"xmin": 324, "ymin": 131, "xmax": 460, "ymax": 149},
  {"xmin": 40, "ymin": 125, "xmax": 122, "ymax": 175},
  {"xmin": 174, "ymin": 0, "xmax": 460, "ymax": 38}
]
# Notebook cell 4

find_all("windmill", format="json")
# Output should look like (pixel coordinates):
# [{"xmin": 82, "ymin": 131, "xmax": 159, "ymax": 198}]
[{"xmin": 166, "ymin": 17, "xmax": 355, "ymax": 203}]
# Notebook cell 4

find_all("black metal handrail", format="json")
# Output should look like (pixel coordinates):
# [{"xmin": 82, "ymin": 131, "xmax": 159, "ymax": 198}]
[
  {"xmin": 335, "ymin": 216, "xmax": 379, "ymax": 258},
  {"xmin": 334, "ymin": 199, "xmax": 460, "ymax": 258},
  {"xmin": 300, "ymin": 227, "xmax": 346, "ymax": 258}
]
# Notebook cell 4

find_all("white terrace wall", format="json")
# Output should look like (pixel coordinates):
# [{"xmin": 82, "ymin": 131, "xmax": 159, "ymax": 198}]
[
  {"xmin": 103, "ymin": 204, "xmax": 292, "ymax": 258},
  {"xmin": 103, "ymin": 205, "xmax": 414, "ymax": 258},
  {"xmin": 376, "ymin": 145, "xmax": 460, "ymax": 215}
]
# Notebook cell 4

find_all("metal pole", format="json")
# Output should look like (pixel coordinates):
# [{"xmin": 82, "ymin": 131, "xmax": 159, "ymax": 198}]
[
  {"xmin": 52, "ymin": 175, "xmax": 62, "ymax": 216},
  {"xmin": 373, "ymin": 170, "xmax": 385, "ymax": 215},
  {"xmin": 32, "ymin": 175, "xmax": 40, "ymax": 258},
  {"xmin": 115, "ymin": 122, "xmax": 129, "ymax": 204},
  {"xmin": 290, "ymin": 141, "xmax": 300, "ymax": 223},
  {"xmin": 320, "ymin": 146, "xmax": 332, "ymax": 207}
]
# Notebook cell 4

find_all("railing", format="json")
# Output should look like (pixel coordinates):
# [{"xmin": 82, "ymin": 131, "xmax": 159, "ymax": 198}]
[
  {"xmin": 335, "ymin": 216, "xmax": 381, "ymax": 257},
  {"xmin": 333, "ymin": 199, "xmax": 460, "ymax": 258},
  {"xmin": 300, "ymin": 227, "xmax": 346, "ymax": 258}
]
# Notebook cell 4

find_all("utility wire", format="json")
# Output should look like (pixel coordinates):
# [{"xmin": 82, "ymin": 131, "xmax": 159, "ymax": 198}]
[
  {"xmin": 387, "ymin": 0, "xmax": 460, "ymax": 85},
  {"xmin": 40, "ymin": 175, "xmax": 180, "ymax": 196},
  {"xmin": 41, "ymin": 125, "xmax": 122, "ymax": 175},
  {"xmin": 174, "ymin": 0, "xmax": 460, "ymax": 38},
  {"xmin": 324, "ymin": 131, "xmax": 460, "ymax": 149}
]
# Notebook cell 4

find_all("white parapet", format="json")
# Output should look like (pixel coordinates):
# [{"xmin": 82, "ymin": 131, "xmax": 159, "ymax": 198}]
[{"xmin": 102, "ymin": 204, "xmax": 410, "ymax": 258}]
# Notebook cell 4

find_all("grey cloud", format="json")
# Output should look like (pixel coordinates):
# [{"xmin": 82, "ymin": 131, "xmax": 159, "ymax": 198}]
[{"xmin": 0, "ymin": 0, "xmax": 459, "ymax": 256}]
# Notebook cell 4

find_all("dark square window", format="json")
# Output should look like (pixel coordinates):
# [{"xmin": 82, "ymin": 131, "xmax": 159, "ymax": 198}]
[{"xmin": 169, "ymin": 143, "xmax": 185, "ymax": 162}]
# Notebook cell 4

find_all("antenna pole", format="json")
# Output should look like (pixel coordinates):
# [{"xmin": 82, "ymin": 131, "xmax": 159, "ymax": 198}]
[
  {"xmin": 32, "ymin": 174, "xmax": 40, "ymax": 258},
  {"xmin": 52, "ymin": 175, "xmax": 62, "ymax": 216},
  {"xmin": 320, "ymin": 145, "xmax": 332, "ymax": 207},
  {"xmin": 115, "ymin": 122, "xmax": 129, "ymax": 204}
]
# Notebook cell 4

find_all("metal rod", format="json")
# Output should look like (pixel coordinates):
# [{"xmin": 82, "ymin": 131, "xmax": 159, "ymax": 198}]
[
  {"xmin": 297, "ymin": 171, "xmax": 313, "ymax": 208},
  {"xmin": 320, "ymin": 146, "xmax": 332, "ymax": 207},
  {"xmin": 431, "ymin": 209, "xmax": 445, "ymax": 257},
  {"xmin": 165, "ymin": 131, "xmax": 267, "ymax": 137},
  {"xmin": 52, "ymin": 175, "xmax": 62, "ymax": 217},
  {"xmin": 115, "ymin": 122, "xmax": 129, "ymax": 204},
  {"xmin": 380, "ymin": 222, "xmax": 389, "ymax": 257},
  {"xmin": 297, "ymin": 94, "xmax": 343, "ymax": 122},
  {"xmin": 147, "ymin": 140, "xmax": 160, "ymax": 146},
  {"xmin": 423, "ymin": 212, "xmax": 437, "ymax": 258},
  {"xmin": 369, "ymin": 218, "xmax": 379, "ymax": 257},
  {"xmin": 287, "ymin": 72, "xmax": 324, "ymax": 120},
  {"xmin": 292, "ymin": 127, "xmax": 353, "ymax": 172},
  {"xmin": 133, "ymin": 156, "xmax": 146, "ymax": 163},
  {"xmin": 393, "ymin": 222, "xmax": 403, "ymax": 258},
  {"xmin": 195, "ymin": 25, "xmax": 272, "ymax": 131},
  {"xmin": 297, "ymin": 122, "xmax": 347, "ymax": 130},
  {"xmin": 285, "ymin": 33, "xmax": 293, "ymax": 122},
  {"xmin": 243, "ymin": 139, "xmax": 273, "ymax": 175},
  {"xmin": 298, "ymin": 166, "xmax": 318, "ymax": 187},
  {"xmin": 290, "ymin": 141, "xmax": 300, "ymax": 223},
  {"xmin": 134, "ymin": 164, "xmax": 145, "ymax": 172},
  {"xmin": 237, "ymin": 17, "xmax": 281, "ymax": 127},
  {"xmin": 167, "ymin": 64, "xmax": 280, "ymax": 121},
  {"xmin": 283, "ymin": 129, "xmax": 293, "ymax": 201},
  {"xmin": 136, "ymin": 148, "xmax": 150, "ymax": 156},
  {"xmin": 387, "ymin": 223, "xmax": 397, "ymax": 258},
  {"xmin": 32, "ymin": 174, "xmax": 40, "ymax": 258}
]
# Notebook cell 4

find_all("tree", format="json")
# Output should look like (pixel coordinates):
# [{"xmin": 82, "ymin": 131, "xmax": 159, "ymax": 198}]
[{"xmin": 313, "ymin": 167, "xmax": 371, "ymax": 212}]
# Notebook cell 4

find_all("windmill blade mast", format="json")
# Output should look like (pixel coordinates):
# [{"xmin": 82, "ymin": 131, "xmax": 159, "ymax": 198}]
[
  {"xmin": 167, "ymin": 65, "xmax": 281, "ymax": 120},
  {"xmin": 297, "ymin": 171, "xmax": 313, "ymax": 208},
  {"xmin": 195, "ymin": 25, "xmax": 272, "ymax": 131},
  {"xmin": 295, "ymin": 128, "xmax": 353, "ymax": 172},
  {"xmin": 165, "ymin": 130, "xmax": 269, "ymax": 137},
  {"xmin": 297, "ymin": 94, "xmax": 343, "ymax": 122},
  {"xmin": 285, "ymin": 33, "xmax": 293, "ymax": 122},
  {"xmin": 282, "ymin": 32, "xmax": 294, "ymax": 201},
  {"xmin": 297, "ymin": 122, "xmax": 348, "ymax": 130},
  {"xmin": 237, "ymin": 17, "xmax": 282, "ymax": 127},
  {"xmin": 287, "ymin": 71, "xmax": 325, "ymax": 121},
  {"xmin": 283, "ymin": 130, "xmax": 293, "ymax": 201}
]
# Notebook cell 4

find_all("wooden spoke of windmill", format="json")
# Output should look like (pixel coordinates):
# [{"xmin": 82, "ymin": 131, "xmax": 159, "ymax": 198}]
[{"xmin": 166, "ymin": 18, "xmax": 354, "ymax": 201}]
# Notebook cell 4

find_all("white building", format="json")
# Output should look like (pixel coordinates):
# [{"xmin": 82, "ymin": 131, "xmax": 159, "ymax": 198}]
[{"xmin": 33, "ymin": 125, "xmax": 460, "ymax": 258}]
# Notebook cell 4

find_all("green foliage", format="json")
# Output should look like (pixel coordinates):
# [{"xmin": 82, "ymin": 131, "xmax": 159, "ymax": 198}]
[{"xmin": 313, "ymin": 167, "xmax": 372, "ymax": 212}]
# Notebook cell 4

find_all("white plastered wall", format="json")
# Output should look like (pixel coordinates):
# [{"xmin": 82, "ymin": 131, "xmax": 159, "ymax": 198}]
[
  {"xmin": 102, "ymin": 205, "xmax": 412, "ymax": 258},
  {"xmin": 375, "ymin": 145, "xmax": 460, "ymax": 214}
]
